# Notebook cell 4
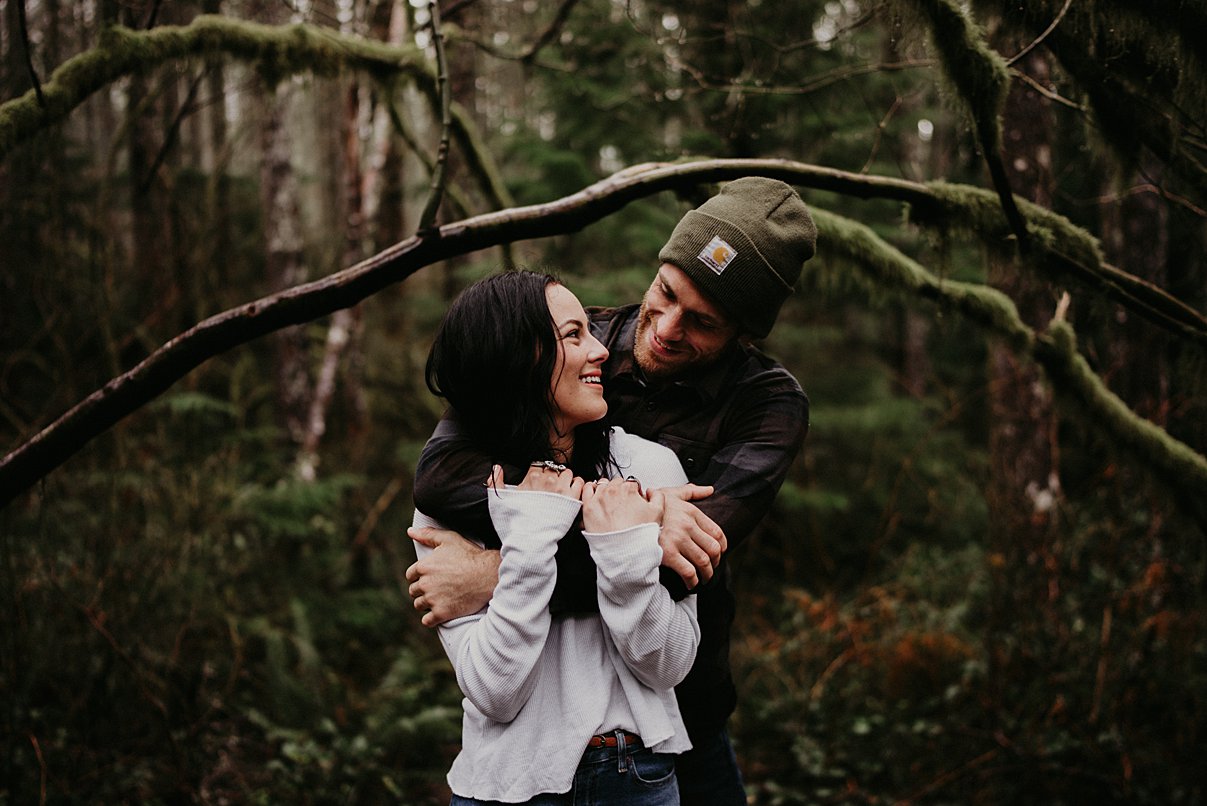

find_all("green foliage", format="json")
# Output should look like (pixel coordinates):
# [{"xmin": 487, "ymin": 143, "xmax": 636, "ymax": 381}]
[{"xmin": 0, "ymin": 395, "xmax": 457, "ymax": 802}]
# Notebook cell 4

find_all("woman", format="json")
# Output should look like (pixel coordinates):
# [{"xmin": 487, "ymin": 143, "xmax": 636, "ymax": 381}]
[{"xmin": 412, "ymin": 270, "xmax": 698, "ymax": 805}]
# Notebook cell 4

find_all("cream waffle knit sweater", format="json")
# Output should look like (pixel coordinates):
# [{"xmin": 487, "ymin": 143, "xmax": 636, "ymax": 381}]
[{"xmin": 411, "ymin": 429, "xmax": 699, "ymax": 802}]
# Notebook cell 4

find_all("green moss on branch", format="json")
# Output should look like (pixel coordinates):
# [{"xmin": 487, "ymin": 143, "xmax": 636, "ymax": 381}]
[
  {"xmin": 895, "ymin": 0, "xmax": 1009, "ymax": 154},
  {"xmin": 0, "ymin": 15, "xmax": 426, "ymax": 162},
  {"xmin": 812, "ymin": 206, "xmax": 1207, "ymax": 519},
  {"xmin": 1036, "ymin": 322, "xmax": 1207, "ymax": 518}
]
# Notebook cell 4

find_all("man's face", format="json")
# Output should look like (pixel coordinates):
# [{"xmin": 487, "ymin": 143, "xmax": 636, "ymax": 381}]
[{"xmin": 633, "ymin": 263, "xmax": 740, "ymax": 379}]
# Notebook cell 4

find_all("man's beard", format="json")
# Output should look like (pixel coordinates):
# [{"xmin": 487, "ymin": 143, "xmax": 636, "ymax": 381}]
[{"xmin": 632, "ymin": 301, "xmax": 730, "ymax": 380}]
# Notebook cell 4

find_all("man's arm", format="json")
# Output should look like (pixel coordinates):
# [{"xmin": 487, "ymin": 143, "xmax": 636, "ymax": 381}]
[
  {"xmin": 692, "ymin": 379, "xmax": 809, "ymax": 554},
  {"xmin": 412, "ymin": 414, "xmax": 505, "ymax": 546},
  {"xmin": 408, "ymin": 414, "xmax": 509, "ymax": 625},
  {"xmin": 406, "ymin": 414, "xmax": 604, "ymax": 625},
  {"xmin": 655, "ymin": 485, "xmax": 726, "ymax": 589},
  {"xmin": 406, "ymin": 526, "xmax": 499, "ymax": 627}
]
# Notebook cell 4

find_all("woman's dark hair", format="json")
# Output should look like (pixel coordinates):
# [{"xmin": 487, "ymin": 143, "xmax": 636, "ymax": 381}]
[{"xmin": 425, "ymin": 270, "xmax": 610, "ymax": 478}]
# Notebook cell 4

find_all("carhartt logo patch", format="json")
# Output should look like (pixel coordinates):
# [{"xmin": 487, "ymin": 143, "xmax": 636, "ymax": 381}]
[{"xmin": 698, "ymin": 235, "xmax": 738, "ymax": 275}]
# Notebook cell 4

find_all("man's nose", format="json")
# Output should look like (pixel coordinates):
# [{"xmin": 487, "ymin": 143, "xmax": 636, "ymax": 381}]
[{"xmin": 655, "ymin": 308, "xmax": 684, "ymax": 342}]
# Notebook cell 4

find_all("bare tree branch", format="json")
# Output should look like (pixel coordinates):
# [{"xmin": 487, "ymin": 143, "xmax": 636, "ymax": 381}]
[
  {"xmin": 144, "ymin": 0, "xmax": 166, "ymax": 29},
  {"xmin": 418, "ymin": 0, "xmax": 452, "ymax": 232},
  {"xmin": 137, "ymin": 68, "xmax": 207, "ymax": 196},
  {"xmin": 451, "ymin": 0, "xmax": 581, "ymax": 65},
  {"xmin": 519, "ymin": 0, "xmax": 581, "ymax": 65},
  {"xmin": 1005, "ymin": 0, "xmax": 1074, "ymax": 67},
  {"xmin": 2, "ymin": 159, "xmax": 1205, "ymax": 507},
  {"xmin": 16, "ymin": 0, "xmax": 46, "ymax": 108}
]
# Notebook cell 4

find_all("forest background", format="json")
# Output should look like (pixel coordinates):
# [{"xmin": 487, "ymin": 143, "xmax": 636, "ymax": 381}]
[{"xmin": 2, "ymin": 0, "xmax": 1206, "ymax": 803}]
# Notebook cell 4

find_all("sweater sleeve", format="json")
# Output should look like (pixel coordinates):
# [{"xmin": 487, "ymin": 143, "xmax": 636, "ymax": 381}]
[
  {"xmin": 433, "ymin": 488, "xmax": 581, "ymax": 723},
  {"xmin": 584, "ymin": 522, "xmax": 700, "ymax": 690}
]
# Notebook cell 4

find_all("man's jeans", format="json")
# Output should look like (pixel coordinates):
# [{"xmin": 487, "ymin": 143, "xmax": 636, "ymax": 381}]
[
  {"xmin": 450, "ymin": 733, "xmax": 680, "ymax": 805},
  {"xmin": 674, "ymin": 729, "xmax": 747, "ymax": 806}
]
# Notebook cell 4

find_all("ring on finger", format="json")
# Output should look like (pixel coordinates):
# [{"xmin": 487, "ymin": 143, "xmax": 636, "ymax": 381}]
[{"xmin": 531, "ymin": 460, "xmax": 568, "ymax": 472}]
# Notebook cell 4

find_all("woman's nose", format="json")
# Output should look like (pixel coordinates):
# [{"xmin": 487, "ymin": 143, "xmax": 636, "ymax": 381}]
[{"xmin": 588, "ymin": 334, "xmax": 609, "ymax": 364}]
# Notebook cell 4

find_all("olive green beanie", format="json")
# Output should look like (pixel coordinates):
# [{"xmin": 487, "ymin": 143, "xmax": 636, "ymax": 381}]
[{"xmin": 658, "ymin": 177, "xmax": 816, "ymax": 337}]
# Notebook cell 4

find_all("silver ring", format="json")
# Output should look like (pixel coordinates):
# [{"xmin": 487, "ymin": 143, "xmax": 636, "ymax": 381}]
[
  {"xmin": 624, "ymin": 476, "xmax": 640, "ymax": 483},
  {"xmin": 531, "ymin": 460, "xmax": 567, "ymax": 472}
]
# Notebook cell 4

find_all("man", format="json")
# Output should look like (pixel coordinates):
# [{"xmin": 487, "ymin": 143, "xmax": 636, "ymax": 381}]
[{"xmin": 408, "ymin": 176, "xmax": 815, "ymax": 804}]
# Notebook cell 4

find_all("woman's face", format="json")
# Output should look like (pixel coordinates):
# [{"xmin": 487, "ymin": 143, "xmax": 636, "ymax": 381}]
[{"xmin": 546, "ymin": 283, "xmax": 609, "ymax": 443}]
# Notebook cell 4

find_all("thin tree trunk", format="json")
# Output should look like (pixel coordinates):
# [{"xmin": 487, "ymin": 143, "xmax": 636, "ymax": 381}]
[
  {"xmin": 296, "ymin": 80, "xmax": 368, "ymax": 481},
  {"xmin": 196, "ymin": 3, "xmax": 233, "ymax": 317},
  {"xmin": 1165, "ymin": 192, "xmax": 1207, "ymax": 453},
  {"xmin": 259, "ymin": 82, "xmax": 311, "ymax": 446},
  {"xmin": 1099, "ymin": 161, "xmax": 1170, "ymax": 423}
]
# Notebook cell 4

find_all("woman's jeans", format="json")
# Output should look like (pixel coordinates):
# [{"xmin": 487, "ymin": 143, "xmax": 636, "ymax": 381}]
[{"xmin": 449, "ymin": 733, "xmax": 679, "ymax": 805}]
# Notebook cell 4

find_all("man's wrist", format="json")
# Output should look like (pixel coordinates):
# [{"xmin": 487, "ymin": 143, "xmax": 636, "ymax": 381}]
[{"xmin": 476, "ymin": 549, "xmax": 501, "ymax": 600}]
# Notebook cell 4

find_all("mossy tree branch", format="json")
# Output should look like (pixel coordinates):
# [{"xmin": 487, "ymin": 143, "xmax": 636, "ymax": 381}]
[
  {"xmin": 813, "ymin": 206, "xmax": 1207, "ymax": 524},
  {"xmin": 2, "ymin": 159, "xmax": 1204, "ymax": 510},
  {"xmin": 894, "ymin": 0, "xmax": 1031, "ymax": 251},
  {"xmin": 15, "ymin": 0, "xmax": 46, "ymax": 107},
  {"xmin": 913, "ymin": 183, "xmax": 1207, "ymax": 346},
  {"xmin": 0, "ymin": 12, "xmax": 511, "ymax": 219},
  {"xmin": 0, "ymin": 16, "xmax": 412, "ymax": 159}
]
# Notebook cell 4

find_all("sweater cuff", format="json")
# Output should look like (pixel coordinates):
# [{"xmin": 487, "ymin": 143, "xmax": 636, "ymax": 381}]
[
  {"xmin": 583, "ymin": 522, "xmax": 662, "ymax": 573},
  {"xmin": 487, "ymin": 487, "xmax": 582, "ymax": 548}
]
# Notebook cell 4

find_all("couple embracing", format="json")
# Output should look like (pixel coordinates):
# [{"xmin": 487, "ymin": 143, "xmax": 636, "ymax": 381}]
[{"xmin": 408, "ymin": 178, "xmax": 816, "ymax": 805}]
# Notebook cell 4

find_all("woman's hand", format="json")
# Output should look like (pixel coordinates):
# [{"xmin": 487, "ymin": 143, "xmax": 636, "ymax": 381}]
[
  {"xmin": 581, "ymin": 477, "xmax": 664, "ymax": 533},
  {"xmin": 487, "ymin": 463, "xmax": 585, "ymax": 500}
]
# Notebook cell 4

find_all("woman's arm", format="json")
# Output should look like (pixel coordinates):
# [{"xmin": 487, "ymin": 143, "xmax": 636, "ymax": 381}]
[
  {"xmin": 428, "ymin": 466, "xmax": 583, "ymax": 723},
  {"xmin": 581, "ymin": 480, "xmax": 700, "ymax": 689}
]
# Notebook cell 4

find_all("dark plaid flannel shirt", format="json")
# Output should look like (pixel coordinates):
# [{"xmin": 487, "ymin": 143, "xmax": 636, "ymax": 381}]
[{"xmin": 412, "ymin": 303, "xmax": 809, "ymax": 739}]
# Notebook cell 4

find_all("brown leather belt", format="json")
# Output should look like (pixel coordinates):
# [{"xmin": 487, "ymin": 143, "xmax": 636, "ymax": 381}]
[{"xmin": 587, "ymin": 731, "xmax": 642, "ymax": 749}]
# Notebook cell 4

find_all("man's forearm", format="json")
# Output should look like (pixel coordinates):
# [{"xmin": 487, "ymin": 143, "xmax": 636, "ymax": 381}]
[{"xmin": 407, "ymin": 525, "xmax": 502, "ymax": 626}]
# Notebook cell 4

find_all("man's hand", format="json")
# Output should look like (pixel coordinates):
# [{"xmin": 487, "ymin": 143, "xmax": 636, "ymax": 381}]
[
  {"xmin": 406, "ymin": 526, "xmax": 501, "ymax": 627},
  {"xmin": 656, "ymin": 484, "xmax": 727, "ymax": 589}
]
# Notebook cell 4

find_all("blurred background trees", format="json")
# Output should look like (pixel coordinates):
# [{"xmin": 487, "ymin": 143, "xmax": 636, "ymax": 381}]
[{"xmin": 2, "ymin": 0, "xmax": 1204, "ymax": 802}]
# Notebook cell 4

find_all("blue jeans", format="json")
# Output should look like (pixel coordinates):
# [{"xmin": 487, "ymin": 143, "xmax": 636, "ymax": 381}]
[
  {"xmin": 674, "ymin": 729, "xmax": 747, "ymax": 806},
  {"xmin": 450, "ymin": 732, "xmax": 679, "ymax": 806}
]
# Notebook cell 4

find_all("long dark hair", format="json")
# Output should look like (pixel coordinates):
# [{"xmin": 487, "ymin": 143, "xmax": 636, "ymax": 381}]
[{"xmin": 425, "ymin": 270, "xmax": 611, "ymax": 479}]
